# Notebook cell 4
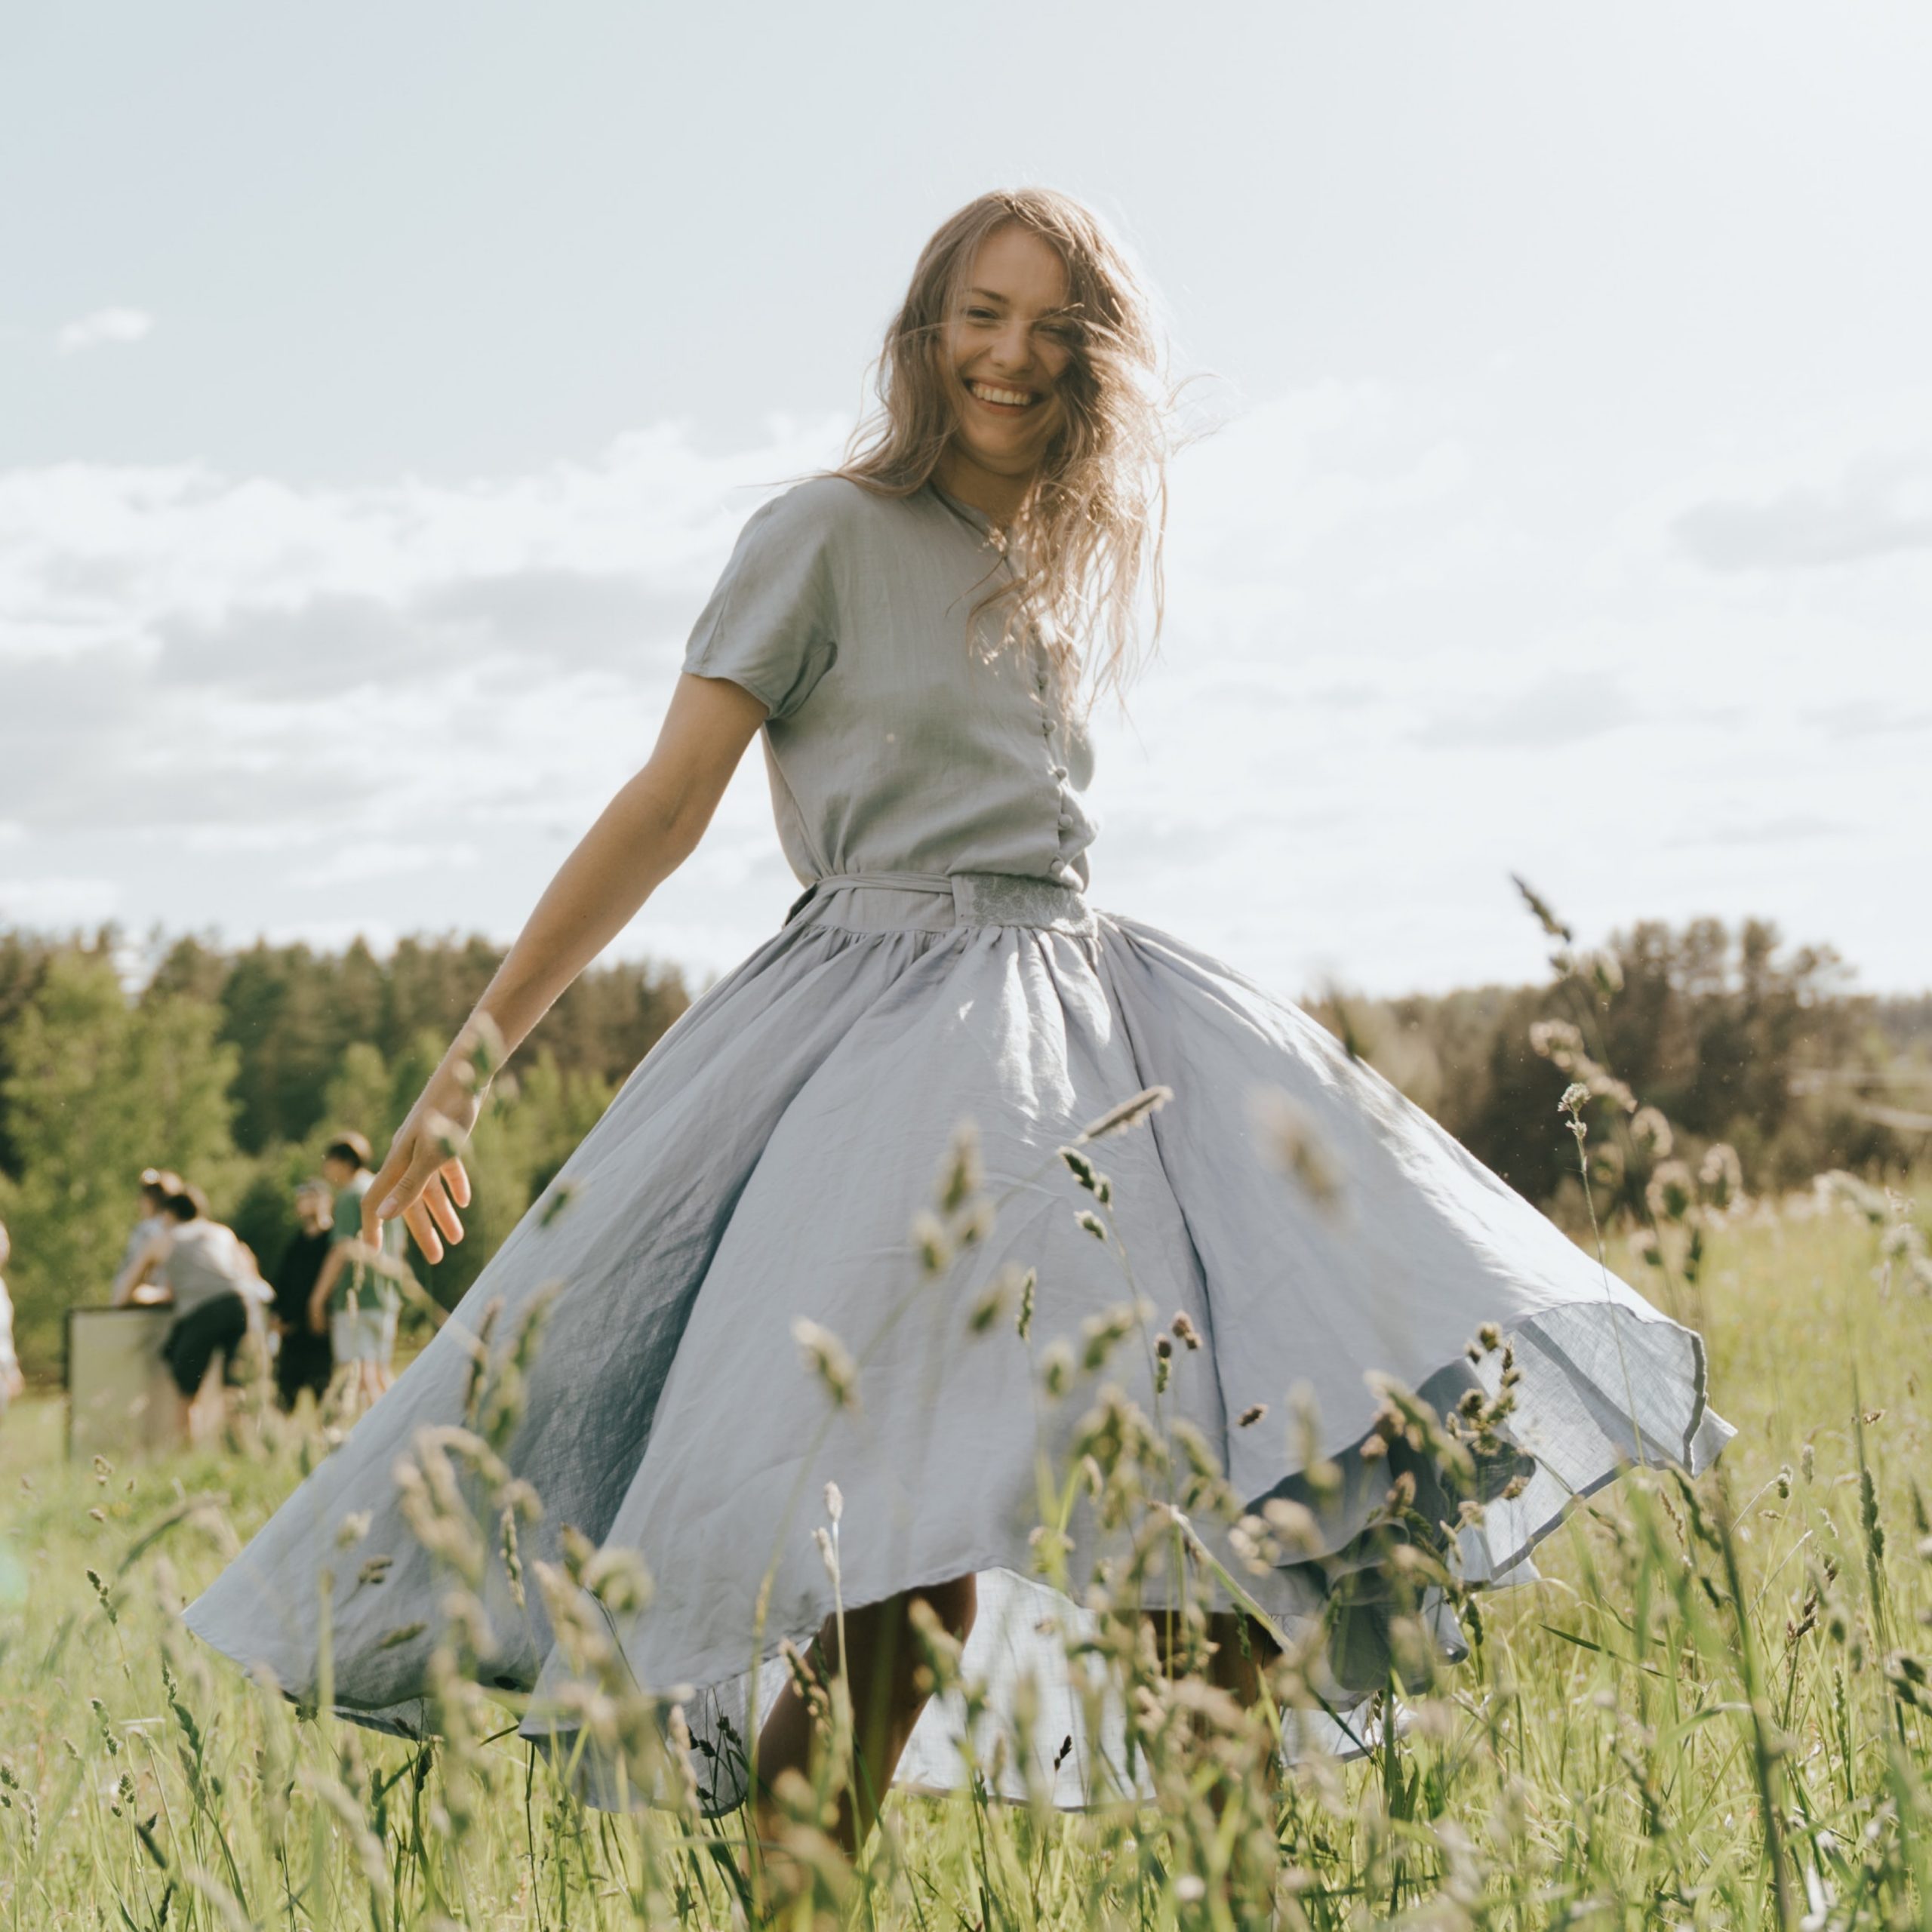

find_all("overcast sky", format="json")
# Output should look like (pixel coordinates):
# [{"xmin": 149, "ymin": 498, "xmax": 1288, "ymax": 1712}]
[{"xmin": 3, "ymin": 2, "xmax": 1929, "ymax": 998}]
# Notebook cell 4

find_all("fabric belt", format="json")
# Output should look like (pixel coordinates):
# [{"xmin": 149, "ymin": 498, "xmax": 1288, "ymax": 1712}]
[{"xmin": 785, "ymin": 869, "xmax": 1096, "ymax": 934}]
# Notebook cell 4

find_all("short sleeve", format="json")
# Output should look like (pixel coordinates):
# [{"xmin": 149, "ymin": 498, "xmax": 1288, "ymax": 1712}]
[{"xmin": 682, "ymin": 485, "xmax": 841, "ymax": 722}]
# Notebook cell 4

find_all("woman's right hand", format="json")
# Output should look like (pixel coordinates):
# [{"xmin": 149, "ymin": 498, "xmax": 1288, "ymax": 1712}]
[{"xmin": 361, "ymin": 1033, "xmax": 492, "ymax": 1265}]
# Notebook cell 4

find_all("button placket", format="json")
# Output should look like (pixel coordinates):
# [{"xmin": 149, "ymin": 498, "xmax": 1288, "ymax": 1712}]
[{"xmin": 1032, "ymin": 636, "xmax": 1084, "ymax": 872}]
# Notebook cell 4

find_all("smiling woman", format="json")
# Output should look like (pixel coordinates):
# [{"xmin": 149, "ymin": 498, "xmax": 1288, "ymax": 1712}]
[
  {"xmin": 839, "ymin": 188, "xmax": 1174, "ymax": 704},
  {"xmin": 180, "ymin": 186, "xmax": 1728, "ymax": 1888}
]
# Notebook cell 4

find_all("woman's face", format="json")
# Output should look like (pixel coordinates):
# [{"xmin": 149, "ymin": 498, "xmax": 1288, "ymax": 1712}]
[{"xmin": 941, "ymin": 224, "xmax": 1075, "ymax": 480}]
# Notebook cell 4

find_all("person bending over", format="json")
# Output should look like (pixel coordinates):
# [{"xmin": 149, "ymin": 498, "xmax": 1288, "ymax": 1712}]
[{"xmin": 153, "ymin": 1185, "xmax": 269, "ymax": 1442}]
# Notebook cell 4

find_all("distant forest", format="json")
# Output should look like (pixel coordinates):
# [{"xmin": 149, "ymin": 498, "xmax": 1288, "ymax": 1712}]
[{"xmin": 0, "ymin": 916, "xmax": 1924, "ymax": 1378}]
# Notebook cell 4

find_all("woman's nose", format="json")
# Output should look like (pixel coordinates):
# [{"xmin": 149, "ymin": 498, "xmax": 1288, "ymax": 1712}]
[{"xmin": 989, "ymin": 321, "xmax": 1032, "ymax": 373}]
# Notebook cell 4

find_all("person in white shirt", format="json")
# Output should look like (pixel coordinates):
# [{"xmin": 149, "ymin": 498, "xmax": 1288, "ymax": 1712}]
[
  {"xmin": 146, "ymin": 1185, "xmax": 270, "ymax": 1438},
  {"xmin": 111, "ymin": 1168, "xmax": 183, "ymax": 1304}
]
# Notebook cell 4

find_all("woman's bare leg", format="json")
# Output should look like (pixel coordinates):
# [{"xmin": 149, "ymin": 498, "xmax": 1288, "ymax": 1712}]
[
  {"xmin": 752, "ymin": 1574, "xmax": 977, "ymax": 1863},
  {"xmin": 1149, "ymin": 1609, "xmax": 1281, "ymax": 1807}
]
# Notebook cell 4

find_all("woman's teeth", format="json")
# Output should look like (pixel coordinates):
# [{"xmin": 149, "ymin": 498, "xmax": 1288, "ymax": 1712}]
[{"xmin": 968, "ymin": 380, "xmax": 1035, "ymax": 408}]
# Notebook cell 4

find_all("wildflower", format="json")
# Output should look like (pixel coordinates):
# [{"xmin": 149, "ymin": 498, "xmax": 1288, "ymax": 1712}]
[
  {"xmin": 937, "ymin": 1120, "xmax": 983, "ymax": 1214},
  {"xmin": 1016, "ymin": 1269, "xmax": 1035, "ymax": 1340},
  {"xmin": 1237, "ymin": 1403, "xmax": 1266, "ymax": 1428},
  {"xmin": 1646, "ymin": 1160, "xmax": 1695, "ymax": 1224},
  {"xmin": 1630, "ymin": 1107, "xmax": 1674, "ymax": 1159},
  {"xmin": 1059, "ymin": 1146, "xmax": 1099, "ymax": 1191},
  {"xmin": 1041, "ymin": 1341, "xmax": 1075, "ymax": 1398},
  {"xmin": 1699, "ymin": 1142, "xmax": 1743, "ymax": 1210},
  {"xmin": 1263, "ymin": 1497, "xmax": 1320, "ymax": 1555},
  {"xmin": 813, "ymin": 1526, "xmax": 838, "ymax": 1586},
  {"xmin": 1528, "ymin": 1019, "xmax": 1586, "ymax": 1066},
  {"xmin": 791, "ymin": 1318, "xmax": 859, "ymax": 1411},
  {"xmin": 459, "ymin": 1011, "xmax": 507, "ymax": 1087},
  {"xmin": 1075, "ymin": 1208, "xmax": 1107, "ymax": 1240},
  {"xmin": 537, "ymin": 1179, "xmax": 582, "ymax": 1229},
  {"xmin": 823, "ymin": 1481, "xmax": 843, "ymax": 1524},
  {"xmin": 1080, "ymin": 1306, "xmax": 1134, "ymax": 1371},
  {"xmin": 1171, "ymin": 1312, "xmax": 1201, "ymax": 1352},
  {"xmin": 1077, "ymin": 1085, "xmax": 1173, "ymax": 1141},
  {"xmin": 912, "ymin": 1211, "xmax": 954, "ymax": 1276},
  {"xmin": 1250, "ymin": 1088, "xmax": 1343, "ymax": 1214},
  {"xmin": 1512, "ymin": 874, "xmax": 1573, "ymax": 943}
]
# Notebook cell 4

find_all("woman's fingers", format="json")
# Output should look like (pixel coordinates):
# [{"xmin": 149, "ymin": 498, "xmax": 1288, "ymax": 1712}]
[
  {"xmin": 361, "ymin": 1130, "xmax": 475, "ymax": 1262},
  {"xmin": 423, "ymin": 1173, "xmax": 465, "ymax": 1246},
  {"xmin": 362, "ymin": 1148, "xmax": 414, "ymax": 1244},
  {"xmin": 375, "ymin": 1142, "xmax": 455, "ymax": 1255},
  {"xmin": 402, "ymin": 1195, "xmax": 446, "ymax": 1266}
]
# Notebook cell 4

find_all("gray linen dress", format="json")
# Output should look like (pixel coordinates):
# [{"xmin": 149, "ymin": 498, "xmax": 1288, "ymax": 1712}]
[{"xmin": 185, "ymin": 476, "xmax": 1730, "ymax": 1810}]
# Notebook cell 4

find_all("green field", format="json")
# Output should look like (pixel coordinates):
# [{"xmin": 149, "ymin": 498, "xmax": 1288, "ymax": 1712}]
[{"xmin": 2, "ymin": 1189, "xmax": 1929, "ymax": 1930}]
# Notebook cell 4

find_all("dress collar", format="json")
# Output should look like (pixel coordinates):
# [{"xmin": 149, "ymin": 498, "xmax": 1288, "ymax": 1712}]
[{"xmin": 926, "ymin": 478, "xmax": 1004, "ymax": 542}]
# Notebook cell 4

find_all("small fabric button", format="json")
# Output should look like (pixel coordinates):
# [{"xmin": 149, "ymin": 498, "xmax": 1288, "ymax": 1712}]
[
  {"xmin": 1051, "ymin": 764, "xmax": 1068, "ymax": 782},
  {"xmin": 1057, "ymin": 811, "xmax": 1075, "ymax": 831}
]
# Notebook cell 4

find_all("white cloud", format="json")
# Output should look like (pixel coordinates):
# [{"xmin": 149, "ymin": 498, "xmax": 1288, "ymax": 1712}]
[
  {"xmin": 0, "ymin": 384, "xmax": 1926, "ymax": 994},
  {"xmin": 54, "ymin": 307, "xmax": 155, "ymax": 355},
  {"xmin": 0, "ymin": 876, "xmax": 122, "ymax": 927}
]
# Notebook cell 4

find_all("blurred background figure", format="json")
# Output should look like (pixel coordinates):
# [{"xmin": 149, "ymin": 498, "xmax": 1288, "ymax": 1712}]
[
  {"xmin": 112, "ymin": 1168, "xmax": 183, "ymax": 1305},
  {"xmin": 306, "ymin": 1132, "xmax": 404, "ymax": 1406},
  {"xmin": 0, "ymin": 1220, "xmax": 23, "ymax": 1414},
  {"xmin": 269, "ymin": 1180, "xmax": 335, "ymax": 1412},
  {"xmin": 137, "ymin": 1183, "xmax": 272, "ymax": 1444}
]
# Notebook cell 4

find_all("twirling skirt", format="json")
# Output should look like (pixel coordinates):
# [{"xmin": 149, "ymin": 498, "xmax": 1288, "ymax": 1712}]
[{"xmin": 183, "ymin": 875, "xmax": 1730, "ymax": 1812}]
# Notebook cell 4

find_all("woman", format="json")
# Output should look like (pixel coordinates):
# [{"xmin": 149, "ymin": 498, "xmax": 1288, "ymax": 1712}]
[
  {"xmin": 146, "ymin": 1184, "xmax": 269, "ymax": 1440},
  {"xmin": 186, "ymin": 189, "xmax": 1727, "ymax": 1854}
]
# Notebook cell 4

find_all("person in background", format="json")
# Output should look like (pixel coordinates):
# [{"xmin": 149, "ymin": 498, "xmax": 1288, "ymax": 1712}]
[
  {"xmin": 269, "ymin": 1180, "xmax": 335, "ymax": 1411},
  {"xmin": 306, "ymin": 1133, "xmax": 403, "ymax": 1404},
  {"xmin": 112, "ymin": 1168, "xmax": 183, "ymax": 1303},
  {"xmin": 0, "ymin": 1220, "xmax": 23, "ymax": 1414},
  {"xmin": 150, "ymin": 1183, "xmax": 271, "ymax": 1441}
]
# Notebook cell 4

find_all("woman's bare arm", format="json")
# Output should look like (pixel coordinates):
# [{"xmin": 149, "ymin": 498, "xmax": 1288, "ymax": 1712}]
[{"xmin": 364, "ymin": 672, "xmax": 769, "ymax": 1263}]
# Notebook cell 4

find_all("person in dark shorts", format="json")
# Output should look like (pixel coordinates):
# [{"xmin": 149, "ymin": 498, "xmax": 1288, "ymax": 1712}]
[
  {"xmin": 153, "ymin": 1184, "xmax": 267, "ymax": 1437},
  {"xmin": 269, "ymin": 1180, "xmax": 335, "ymax": 1410}
]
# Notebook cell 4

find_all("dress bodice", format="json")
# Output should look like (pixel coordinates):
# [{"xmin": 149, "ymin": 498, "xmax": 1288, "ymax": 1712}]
[{"xmin": 681, "ymin": 478, "xmax": 1100, "ymax": 899}]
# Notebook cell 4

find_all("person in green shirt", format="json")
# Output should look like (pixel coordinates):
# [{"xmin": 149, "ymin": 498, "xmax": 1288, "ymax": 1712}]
[{"xmin": 306, "ymin": 1131, "xmax": 404, "ymax": 1403}]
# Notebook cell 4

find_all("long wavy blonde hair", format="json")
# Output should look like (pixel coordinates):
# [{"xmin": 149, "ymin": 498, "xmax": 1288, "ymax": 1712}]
[{"xmin": 837, "ymin": 189, "xmax": 1175, "ymax": 709}]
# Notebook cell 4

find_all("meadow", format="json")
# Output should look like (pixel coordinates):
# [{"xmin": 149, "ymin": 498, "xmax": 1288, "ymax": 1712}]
[{"xmin": 2, "ymin": 1161, "xmax": 1929, "ymax": 1930}]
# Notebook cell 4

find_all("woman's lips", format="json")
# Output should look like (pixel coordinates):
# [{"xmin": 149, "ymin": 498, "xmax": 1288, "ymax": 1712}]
[{"xmin": 965, "ymin": 378, "xmax": 1038, "ymax": 413}]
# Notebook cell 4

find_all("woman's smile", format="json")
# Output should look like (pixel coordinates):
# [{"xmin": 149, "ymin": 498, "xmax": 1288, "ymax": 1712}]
[{"xmin": 963, "ymin": 377, "xmax": 1041, "ymax": 414}]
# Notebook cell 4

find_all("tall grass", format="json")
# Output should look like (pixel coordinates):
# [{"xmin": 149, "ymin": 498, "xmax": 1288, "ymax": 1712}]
[{"xmin": 2, "ymin": 1154, "xmax": 1929, "ymax": 1928}]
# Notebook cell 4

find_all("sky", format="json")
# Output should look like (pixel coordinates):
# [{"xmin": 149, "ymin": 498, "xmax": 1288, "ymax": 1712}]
[{"xmin": 3, "ymin": 2, "xmax": 1929, "ymax": 1000}]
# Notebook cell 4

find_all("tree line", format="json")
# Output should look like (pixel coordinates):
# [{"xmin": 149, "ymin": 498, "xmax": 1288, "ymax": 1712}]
[
  {"xmin": 0, "ymin": 929, "xmax": 690, "ymax": 1377},
  {"xmin": 0, "ymin": 915, "xmax": 1923, "ymax": 1380}
]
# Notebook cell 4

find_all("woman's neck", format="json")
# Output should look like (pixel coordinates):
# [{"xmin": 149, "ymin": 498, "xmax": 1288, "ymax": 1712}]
[{"xmin": 931, "ymin": 447, "xmax": 1035, "ymax": 530}]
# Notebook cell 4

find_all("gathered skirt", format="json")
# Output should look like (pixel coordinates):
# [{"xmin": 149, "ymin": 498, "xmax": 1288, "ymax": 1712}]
[{"xmin": 183, "ymin": 878, "xmax": 1730, "ymax": 1813}]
